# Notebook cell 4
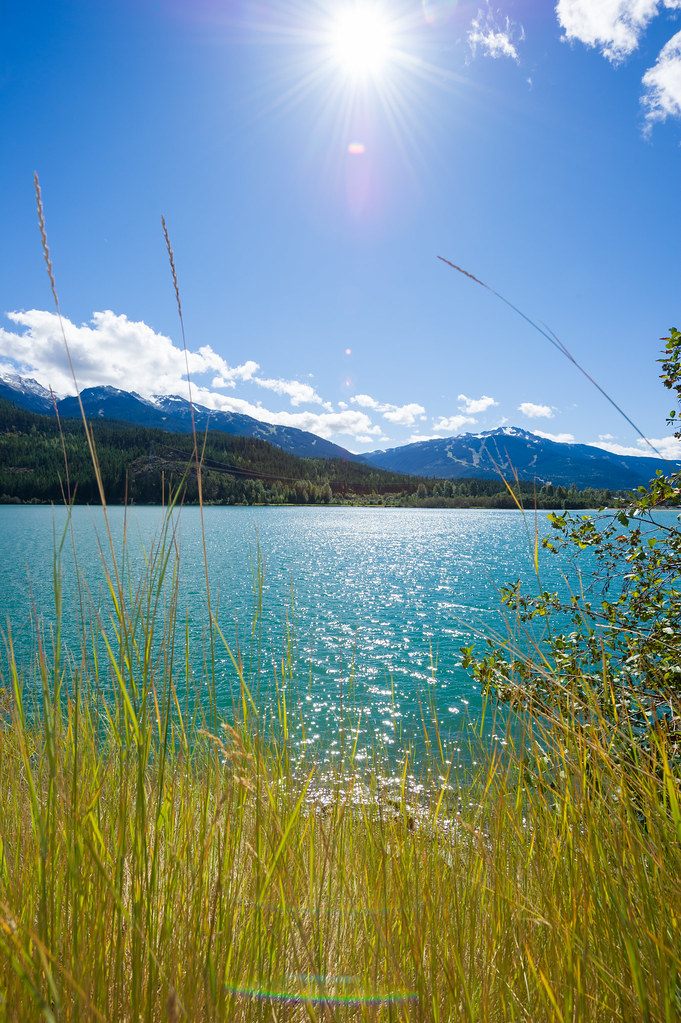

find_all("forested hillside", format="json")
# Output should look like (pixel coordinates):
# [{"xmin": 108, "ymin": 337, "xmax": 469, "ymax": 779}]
[{"xmin": 0, "ymin": 398, "xmax": 623, "ymax": 508}]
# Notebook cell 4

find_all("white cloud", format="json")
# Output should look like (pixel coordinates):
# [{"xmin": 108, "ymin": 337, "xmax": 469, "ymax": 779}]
[
  {"xmin": 211, "ymin": 370, "xmax": 257, "ymax": 388},
  {"xmin": 350, "ymin": 393, "xmax": 426, "ymax": 426},
  {"xmin": 591, "ymin": 435, "xmax": 681, "ymax": 458},
  {"xmin": 251, "ymin": 375, "xmax": 327, "ymax": 407},
  {"xmin": 556, "ymin": 2, "xmax": 681, "ymax": 129},
  {"xmin": 351, "ymin": 393, "xmax": 381, "ymax": 409},
  {"xmin": 518, "ymin": 401, "xmax": 554, "ymax": 419},
  {"xmin": 590, "ymin": 439, "xmax": 644, "ymax": 456},
  {"xmin": 425, "ymin": 394, "xmax": 497, "ymax": 437},
  {"xmin": 599, "ymin": 432, "xmax": 616, "ymax": 441},
  {"xmin": 534, "ymin": 430, "xmax": 576, "ymax": 443},
  {"xmin": 0, "ymin": 309, "xmax": 258, "ymax": 399},
  {"xmin": 555, "ymin": 0, "xmax": 669, "ymax": 62},
  {"xmin": 409, "ymin": 433, "xmax": 445, "ymax": 443},
  {"xmin": 642, "ymin": 436, "xmax": 681, "ymax": 459},
  {"xmin": 188, "ymin": 386, "xmax": 385, "ymax": 442},
  {"xmin": 468, "ymin": 6, "xmax": 524, "ymax": 62},
  {"xmin": 0, "ymin": 309, "xmax": 332, "ymax": 411},
  {"xmin": 0, "ymin": 308, "xmax": 392, "ymax": 445},
  {"xmin": 383, "ymin": 402, "xmax": 427, "ymax": 426},
  {"xmin": 642, "ymin": 29, "xmax": 681, "ymax": 126},
  {"xmin": 457, "ymin": 393, "xmax": 498, "ymax": 414},
  {"xmin": 432, "ymin": 414, "xmax": 477, "ymax": 433}
]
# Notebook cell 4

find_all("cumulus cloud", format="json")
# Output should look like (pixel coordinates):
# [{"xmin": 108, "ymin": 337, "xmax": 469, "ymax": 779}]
[
  {"xmin": 591, "ymin": 434, "xmax": 681, "ymax": 458},
  {"xmin": 468, "ymin": 6, "xmax": 524, "ymax": 62},
  {"xmin": 0, "ymin": 308, "xmax": 431, "ymax": 447},
  {"xmin": 409, "ymin": 433, "xmax": 445, "ymax": 443},
  {"xmin": 643, "ymin": 436, "xmax": 681, "ymax": 459},
  {"xmin": 0, "ymin": 309, "xmax": 335, "ymax": 410},
  {"xmin": 457, "ymin": 393, "xmax": 498, "ymax": 414},
  {"xmin": 251, "ymin": 375, "xmax": 328, "ymax": 407},
  {"xmin": 534, "ymin": 430, "xmax": 576, "ymax": 443},
  {"xmin": 174, "ymin": 385, "xmax": 386, "ymax": 442},
  {"xmin": 0, "ymin": 309, "xmax": 256, "ymax": 399},
  {"xmin": 518, "ymin": 401, "xmax": 554, "ymax": 419},
  {"xmin": 383, "ymin": 402, "xmax": 427, "ymax": 426},
  {"xmin": 350, "ymin": 393, "xmax": 426, "ymax": 426},
  {"xmin": 351, "ymin": 393, "xmax": 381, "ymax": 409},
  {"xmin": 426, "ymin": 393, "xmax": 497, "ymax": 436},
  {"xmin": 555, "ymin": 0, "xmax": 674, "ymax": 62},
  {"xmin": 432, "ymin": 414, "xmax": 476, "ymax": 433},
  {"xmin": 642, "ymin": 29, "xmax": 681, "ymax": 126},
  {"xmin": 556, "ymin": 2, "xmax": 681, "ymax": 128}
]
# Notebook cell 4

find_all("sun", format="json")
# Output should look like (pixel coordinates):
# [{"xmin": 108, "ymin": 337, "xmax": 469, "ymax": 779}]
[{"xmin": 330, "ymin": 5, "xmax": 394, "ymax": 79}]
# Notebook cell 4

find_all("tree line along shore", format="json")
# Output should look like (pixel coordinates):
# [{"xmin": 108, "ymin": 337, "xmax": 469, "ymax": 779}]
[{"xmin": 0, "ymin": 397, "xmax": 624, "ymax": 509}]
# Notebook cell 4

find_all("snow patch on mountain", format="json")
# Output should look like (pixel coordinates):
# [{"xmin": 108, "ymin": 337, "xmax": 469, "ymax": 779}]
[{"xmin": 0, "ymin": 371, "xmax": 56, "ymax": 400}]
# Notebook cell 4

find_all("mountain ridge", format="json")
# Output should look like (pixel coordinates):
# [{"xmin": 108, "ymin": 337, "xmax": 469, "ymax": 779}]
[
  {"xmin": 1, "ymin": 373, "xmax": 676, "ymax": 490},
  {"xmin": 357, "ymin": 427, "xmax": 676, "ymax": 489},
  {"xmin": 0, "ymin": 376, "xmax": 354, "ymax": 461}
]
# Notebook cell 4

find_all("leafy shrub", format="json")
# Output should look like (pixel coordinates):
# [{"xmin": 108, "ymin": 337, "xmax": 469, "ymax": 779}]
[{"xmin": 464, "ymin": 329, "xmax": 681, "ymax": 775}]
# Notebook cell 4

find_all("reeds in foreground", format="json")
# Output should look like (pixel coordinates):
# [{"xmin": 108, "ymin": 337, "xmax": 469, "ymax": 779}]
[{"xmin": 0, "ymin": 515, "xmax": 680, "ymax": 1021}]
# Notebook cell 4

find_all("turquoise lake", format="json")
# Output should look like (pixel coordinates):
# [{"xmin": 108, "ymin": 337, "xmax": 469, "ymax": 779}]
[{"xmin": 0, "ymin": 504, "xmax": 651, "ymax": 765}]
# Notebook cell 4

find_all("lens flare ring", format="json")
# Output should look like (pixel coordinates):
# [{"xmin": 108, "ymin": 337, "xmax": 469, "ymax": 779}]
[{"xmin": 225, "ymin": 979, "xmax": 419, "ymax": 1007}]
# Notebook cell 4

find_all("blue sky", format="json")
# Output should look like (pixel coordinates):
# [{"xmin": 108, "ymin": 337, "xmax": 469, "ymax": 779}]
[{"xmin": 1, "ymin": 0, "xmax": 680, "ymax": 456}]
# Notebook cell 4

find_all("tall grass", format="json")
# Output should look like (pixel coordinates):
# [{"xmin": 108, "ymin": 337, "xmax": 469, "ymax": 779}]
[
  {"xmin": 0, "ymin": 188, "xmax": 679, "ymax": 1020},
  {"xmin": 1, "ymin": 532, "xmax": 680, "ymax": 1021}
]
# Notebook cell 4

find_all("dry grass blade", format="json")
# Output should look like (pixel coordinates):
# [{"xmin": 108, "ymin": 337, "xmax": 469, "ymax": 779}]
[
  {"xmin": 437, "ymin": 254, "xmax": 668, "ymax": 462},
  {"xmin": 161, "ymin": 214, "xmax": 217, "ymax": 725}
]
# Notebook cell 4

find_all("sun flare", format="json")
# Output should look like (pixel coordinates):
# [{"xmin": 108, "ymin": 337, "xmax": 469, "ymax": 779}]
[{"xmin": 330, "ymin": 5, "xmax": 394, "ymax": 79}]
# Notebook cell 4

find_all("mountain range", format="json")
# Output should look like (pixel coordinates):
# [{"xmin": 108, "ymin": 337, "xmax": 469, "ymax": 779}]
[
  {"xmin": 357, "ymin": 426, "xmax": 676, "ymax": 490},
  {"xmin": 0, "ymin": 374, "xmax": 352, "ymax": 460},
  {"xmin": 1, "ymin": 373, "xmax": 676, "ymax": 490}
]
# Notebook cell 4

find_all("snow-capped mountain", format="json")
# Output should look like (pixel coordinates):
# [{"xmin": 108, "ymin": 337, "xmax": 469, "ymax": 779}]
[
  {"xmin": 0, "ymin": 373, "xmax": 56, "ymax": 413},
  {"xmin": 1, "ymin": 373, "xmax": 677, "ymax": 488},
  {"xmin": 358, "ymin": 427, "xmax": 677, "ymax": 490},
  {"xmin": 0, "ymin": 376, "xmax": 353, "ymax": 461}
]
